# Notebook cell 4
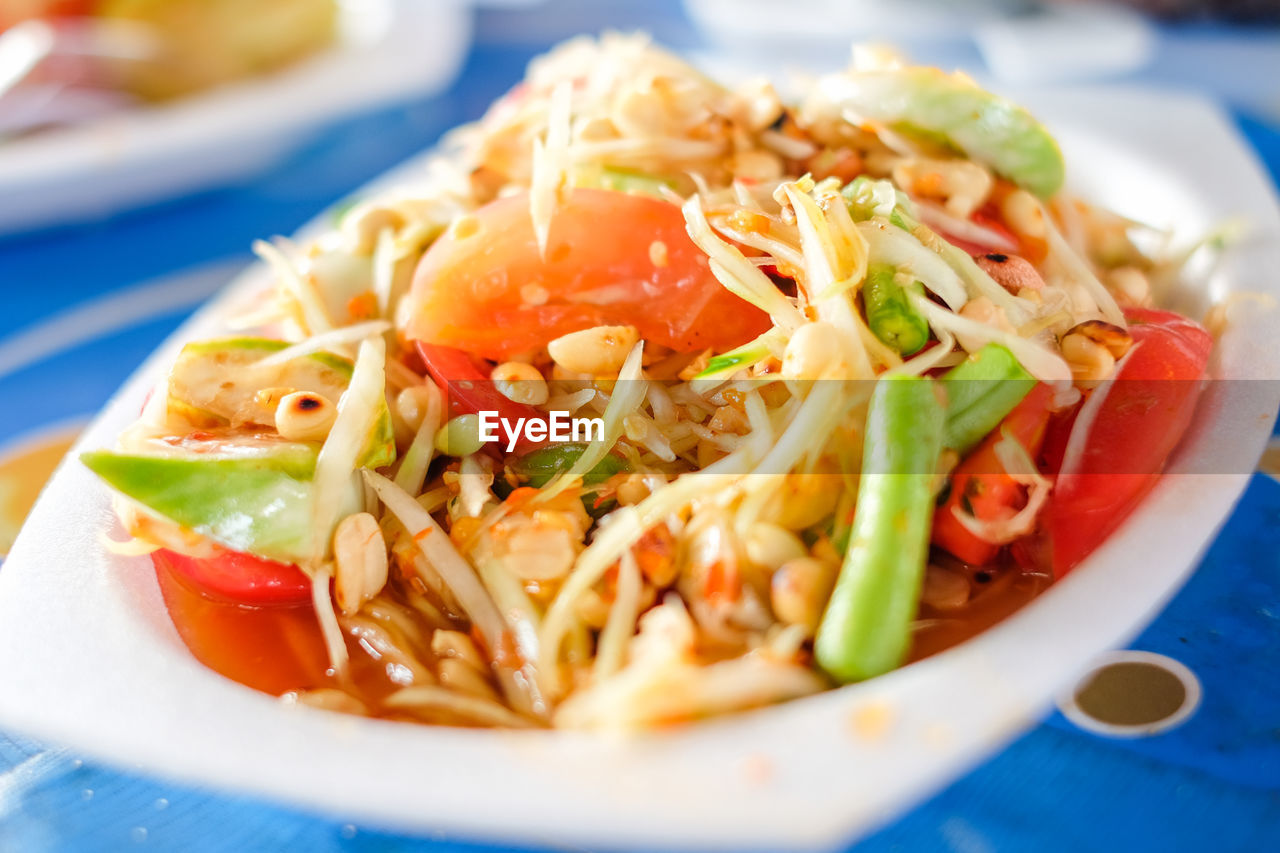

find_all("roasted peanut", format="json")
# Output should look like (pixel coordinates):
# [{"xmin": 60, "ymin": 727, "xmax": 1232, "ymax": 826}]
[
  {"xmin": 395, "ymin": 384, "xmax": 442, "ymax": 433},
  {"xmin": 333, "ymin": 512, "xmax": 389, "ymax": 615},
  {"xmin": 974, "ymin": 253, "xmax": 1045, "ymax": 294},
  {"xmin": 434, "ymin": 414, "xmax": 484, "ymax": 457},
  {"xmin": 274, "ymin": 391, "xmax": 337, "ymax": 441},
  {"xmin": 547, "ymin": 325, "xmax": 639, "ymax": 376},
  {"xmin": 490, "ymin": 361, "xmax": 549, "ymax": 406},
  {"xmin": 1108, "ymin": 266, "xmax": 1151, "ymax": 307},
  {"xmin": 744, "ymin": 523, "xmax": 808, "ymax": 572},
  {"xmin": 1067, "ymin": 320, "xmax": 1132, "ymax": 359},
  {"xmin": 1061, "ymin": 331, "xmax": 1116, "ymax": 386},
  {"xmin": 782, "ymin": 321, "xmax": 844, "ymax": 381},
  {"xmin": 956, "ymin": 297, "xmax": 1013, "ymax": 353},
  {"xmin": 1000, "ymin": 189, "xmax": 1047, "ymax": 239},
  {"xmin": 770, "ymin": 556, "xmax": 837, "ymax": 633},
  {"xmin": 892, "ymin": 157, "xmax": 993, "ymax": 219}
]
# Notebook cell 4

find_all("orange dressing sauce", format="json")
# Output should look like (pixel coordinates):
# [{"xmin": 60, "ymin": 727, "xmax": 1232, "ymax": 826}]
[
  {"xmin": 909, "ymin": 566, "xmax": 1052, "ymax": 662},
  {"xmin": 160, "ymin": 543, "xmax": 1053, "ymax": 710},
  {"xmin": 154, "ymin": 553, "xmax": 439, "ymax": 708}
]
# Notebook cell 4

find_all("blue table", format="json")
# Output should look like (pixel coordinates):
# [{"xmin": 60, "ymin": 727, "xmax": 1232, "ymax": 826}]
[{"xmin": 1, "ymin": 11, "xmax": 1278, "ymax": 852}]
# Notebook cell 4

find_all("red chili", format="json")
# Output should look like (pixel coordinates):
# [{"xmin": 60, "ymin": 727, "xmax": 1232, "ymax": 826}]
[
  {"xmin": 414, "ymin": 342, "xmax": 549, "ymax": 453},
  {"xmin": 933, "ymin": 384, "xmax": 1054, "ymax": 566}
]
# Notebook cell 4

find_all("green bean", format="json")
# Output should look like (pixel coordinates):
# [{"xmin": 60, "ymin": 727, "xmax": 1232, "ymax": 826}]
[
  {"xmin": 864, "ymin": 264, "xmax": 930, "ymax": 356},
  {"xmin": 815, "ymin": 374, "xmax": 946, "ymax": 683},
  {"xmin": 511, "ymin": 443, "xmax": 628, "ymax": 489},
  {"xmin": 940, "ymin": 344, "xmax": 1035, "ymax": 454}
]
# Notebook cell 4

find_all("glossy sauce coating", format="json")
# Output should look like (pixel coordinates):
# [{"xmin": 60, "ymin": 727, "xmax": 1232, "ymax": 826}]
[{"xmin": 157, "ymin": 548, "xmax": 1048, "ymax": 701}]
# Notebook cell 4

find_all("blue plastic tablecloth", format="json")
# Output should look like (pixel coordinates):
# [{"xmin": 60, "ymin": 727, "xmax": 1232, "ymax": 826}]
[{"xmin": 1, "ymin": 16, "xmax": 1278, "ymax": 853}]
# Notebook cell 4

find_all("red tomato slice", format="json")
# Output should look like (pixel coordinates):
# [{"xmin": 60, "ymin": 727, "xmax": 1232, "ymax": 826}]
[
  {"xmin": 153, "ymin": 549, "xmax": 329, "ymax": 695},
  {"xmin": 1042, "ymin": 307, "xmax": 1212, "ymax": 575},
  {"xmin": 154, "ymin": 546, "xmax": 312, "ymax": 606},
  {"xmin": 401, "ymin": 189, "xmax": 771, "ymax": 360}
]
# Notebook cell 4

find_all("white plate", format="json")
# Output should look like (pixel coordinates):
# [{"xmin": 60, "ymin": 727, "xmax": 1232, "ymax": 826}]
[
  {"xmin": 0, "ymin": 0, "xmax": 471, "ymax": 236},
  {"xmin": 0, "ymin": 88, "xmax": 1277, "ymax": 851}
]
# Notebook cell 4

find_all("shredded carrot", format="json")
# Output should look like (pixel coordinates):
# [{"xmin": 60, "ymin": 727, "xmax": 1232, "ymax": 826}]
[
  {"xmin": 915, "ymin": 172, "xmax": 946, "ymax": 198},
  {"xmin": 728, "ymin": 209, "xmax": 771, "ymax": 234},
  {"xmin": 449, "ymin": 517, "xmax": 482, "ymax": 546},
  {"xmin": 703, "ymin": 558, "xmax": 741, "ymax": 604},
  {"xmin": 633, "ymin": 525, "xmax": 676, "ymax": 586},
  {"xmin": 503, "ymin": 487, "xmax": 541, "ymax": 510},
  {"xmin": 346, "ymin": 290, "xmax": 379, "ymax": 321}
]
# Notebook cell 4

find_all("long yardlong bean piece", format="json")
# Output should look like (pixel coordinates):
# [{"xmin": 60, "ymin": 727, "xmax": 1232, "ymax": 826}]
[
  {"xmin": 864, "ymin": 264, "xmax": 929, "ymax": 356},
  {"xmin": 941, "ymin": 343, "xmax": 1035, "ymax": 454},
  {"xmin": 815, "ymin": 374, "xmax": 946, "ymax": 683}
]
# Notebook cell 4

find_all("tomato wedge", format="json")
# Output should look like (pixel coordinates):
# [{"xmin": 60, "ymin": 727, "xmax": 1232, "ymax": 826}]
[
  {"xmin": 1041, "ymin": 307, "xmax": 1213, "ymax": 575},
  {"xmin": 152, "ymin": 549, "xmax": 328, "ymax": 695},
  {"xmin": 400, "ymin": 188, "xmax": 771, "ymax": 360},
  {"xmin": 153, "ymin": 546, "xmax": 311, "ymax": 606},
  {"xmin": 934, "ymin": 384, "xmax": 1054, "ymax": 565}
]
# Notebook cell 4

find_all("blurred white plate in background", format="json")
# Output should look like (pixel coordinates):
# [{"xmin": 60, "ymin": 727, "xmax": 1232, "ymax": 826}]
[
  {"xmin": 0, "ymin": 87, "xmax": 1276, "ymax": 851},
  {"xmin": 0, "ymin": 0, "xmax": 472, "ymax": 236},
  {"xmin": 684, "ymin": 0, "xmax": 1154, "ymax": 85}
]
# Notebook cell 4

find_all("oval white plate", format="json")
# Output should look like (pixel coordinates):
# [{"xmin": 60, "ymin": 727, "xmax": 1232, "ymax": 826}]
[
  {"xmin": 0, "ymin": 0, "xmax": 471, "ymax": 236},
  {"xmin": 0, "ymin": 87, "xmax": 1277, "ymax": 851}
]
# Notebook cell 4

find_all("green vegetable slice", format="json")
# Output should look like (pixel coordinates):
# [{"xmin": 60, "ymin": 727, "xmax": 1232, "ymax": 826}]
[
  {"xmin": 815, "ymin": 374, "xmax": 946, "ymax": 683},
  {"xmin": 168, "ymin": 337, "xmax": 395, "ymax": 468},
  {"xmin": 863, "ymin": 264, "xmax": 929, "ymax": 356},
  {"xmin": 83, "ymin": 440, "xmax": 361, "ymax": 564},
  {"xmin": 511, "ymin": 443, "xmax": 628, "ymax": 489},
  {"xmin": 940, "ymin": 344, "xmax": 1036, "ymax": 454},
  {"xmin": 825, "ymin": 68, "xmax": 1065, "ymax": 198}
]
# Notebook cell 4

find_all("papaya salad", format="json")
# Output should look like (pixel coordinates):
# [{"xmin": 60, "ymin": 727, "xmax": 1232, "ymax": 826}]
[{"xmin": 83, "ymin": 35, "xmax": 1216, "ymax": 730}]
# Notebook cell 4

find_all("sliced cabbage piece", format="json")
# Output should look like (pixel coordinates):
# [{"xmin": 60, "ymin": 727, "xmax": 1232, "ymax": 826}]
[
  {"xmin": 808, "ymin": 67, "xmax": 1065, "ymax": 199},
  {"xmin": 167, "ymin": 337, "xmax": 395, "ymax": 468},
  {"xmin": 570, "ymin": 165, "xmax": 676, "ymax": 198},
  {"xmin": 82, "ymin": 438, "xmax": 361, "ymax": 565}
]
